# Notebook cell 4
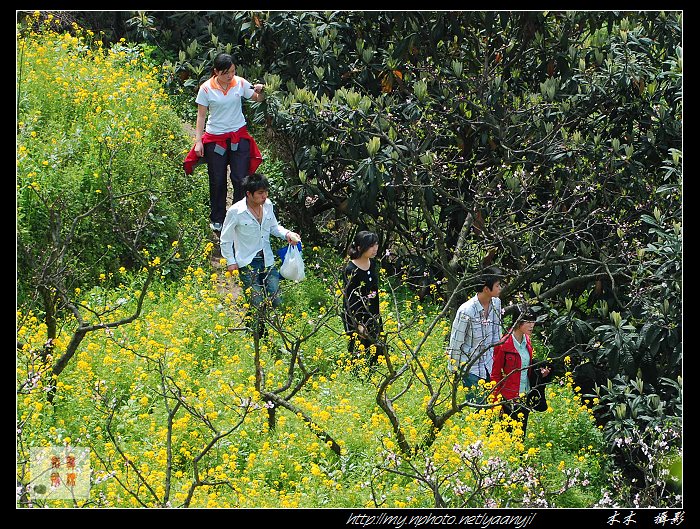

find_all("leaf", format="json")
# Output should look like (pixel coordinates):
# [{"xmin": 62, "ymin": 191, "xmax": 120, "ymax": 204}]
[
  {"xmin": 640, "ymin": 321, "xmax": 661, "ymax": 345},
  {"xmin": 640, "ymin": 214, "xmax": 659, "ymax": 226}
]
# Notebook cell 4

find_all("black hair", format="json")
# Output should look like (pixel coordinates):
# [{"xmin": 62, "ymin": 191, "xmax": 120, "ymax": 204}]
[
  {"xmin": 243, "ymin": 173, "xmax": 270, "ymax": 195},
  {"xmin": 511, "ymin": 303, "xmax": 538, "ymax": 328},
  {"xmin": 212, "ymin": 53, "xmax": 235, "ymax": 75},
  {"xmin": 480, "ymin": 266, "xmax": 504, "ymax": 291},
  {"xmin": 348, "ymin": 230, "xmax": 379, "ymax": 259}
]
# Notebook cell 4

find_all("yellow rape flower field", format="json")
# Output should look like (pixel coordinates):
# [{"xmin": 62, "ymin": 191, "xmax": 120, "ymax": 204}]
[{"xmin": 17, "ymin": 250, "xmax": 608, "ymax": 508}]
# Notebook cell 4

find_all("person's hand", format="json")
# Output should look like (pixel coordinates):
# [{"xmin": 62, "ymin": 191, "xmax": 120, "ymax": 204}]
[
  {"xmin": 253, "ymin": 83, "xmax": 265, "ymax": 94},
  {"xmin": 540, "ymin": 366, "xmax": 551, "ymax": 377},
  {"xmin": 227, "ymin": 264, "xmax": 239, "ymax": 272},
  {"xmin": 194, "ymin": 139, "xmax": 204, "ymax": 157},
  {"xmin": 286, "ymin": 232, "xmax": 301, "ymax": 244}
]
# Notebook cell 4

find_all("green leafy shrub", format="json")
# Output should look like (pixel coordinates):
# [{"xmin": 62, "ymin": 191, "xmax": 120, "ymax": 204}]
[{"xmin": 17, "ymin": 13, "xmax": 207, "ymax": 307}]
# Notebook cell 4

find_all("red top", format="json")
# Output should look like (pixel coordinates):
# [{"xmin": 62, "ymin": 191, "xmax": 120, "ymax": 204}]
[{"xmin": 490, "ymin": 332, "xmax": 533, "ymax": 401}]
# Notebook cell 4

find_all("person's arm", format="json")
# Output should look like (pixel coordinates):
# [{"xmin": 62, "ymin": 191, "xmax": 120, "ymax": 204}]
[
  {"xmin": 533, "ymin": 360, "xmax": 552, "ymax": 381},
  {"xmin": 241, "ymin": 77, "xmax": 265, "ymax": 102},
  {"xmin": 491, "ymin": 341, "xmax": 505, "ymax": 385},
  {"xmin": 250, "ymin": 83, "xmax": 265, "ymax": 102},
  {"xmin": 194, "ymin": 104, "xmax": 208, "ymax": 157},
  {"xmin": 368, "ymin": 261, "xmax": 380, "ymax": 311},
  {"xmin": 268, "ymin": 203, "xmax": 300, "ymax": 243},
  {"xmin": 219, "ymin": 211, "xmax": 238, "ymax": 270},
  {"xmin": 489, "ymin": 298, "xmax": 505, "ymax": 350},
  {"xmin": 344, "ymin": 267, "xmax": 363, "ymax": 314},
  {"xmin": 447, "ymin": 310, "xmax": 471, "ymax": 372}
]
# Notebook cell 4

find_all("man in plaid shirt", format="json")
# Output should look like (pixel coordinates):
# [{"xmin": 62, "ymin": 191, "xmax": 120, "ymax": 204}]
[{"xmin": 447, "ymin": 266, "xmax": 505, "ymax": 403}]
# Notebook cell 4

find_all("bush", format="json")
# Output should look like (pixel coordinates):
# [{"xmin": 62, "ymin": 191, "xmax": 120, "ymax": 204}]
[{"xmin": 17, "ymin": 13, "xmax": 207, "ymax": 307}]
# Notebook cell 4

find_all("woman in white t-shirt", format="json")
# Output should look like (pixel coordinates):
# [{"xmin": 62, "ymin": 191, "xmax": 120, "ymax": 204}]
[{"xmin": 193, "ymin": 53, "xmax": 265, "ymax": 232}]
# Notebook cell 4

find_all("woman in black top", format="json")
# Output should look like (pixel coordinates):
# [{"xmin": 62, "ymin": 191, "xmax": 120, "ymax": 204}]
[{"xmin": 342, "ymin": 231, "xmax": 385, "ymax": 364}]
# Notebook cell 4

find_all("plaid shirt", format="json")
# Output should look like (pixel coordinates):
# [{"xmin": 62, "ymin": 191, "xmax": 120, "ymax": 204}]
[{"xmin": 447, "ymin": 295, "xmax": 503, "ymax": 380}]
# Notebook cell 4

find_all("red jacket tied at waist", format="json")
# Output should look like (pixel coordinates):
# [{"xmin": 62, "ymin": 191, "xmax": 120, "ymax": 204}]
[{"xmin": 183, "ymin": 127, "xmax": 262, "ymax": 176}]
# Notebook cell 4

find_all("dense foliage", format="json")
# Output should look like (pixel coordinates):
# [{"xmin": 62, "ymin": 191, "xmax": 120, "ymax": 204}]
[{"xmin": 16, "ymin": 11, "xmax": 682, "ymax": 509}]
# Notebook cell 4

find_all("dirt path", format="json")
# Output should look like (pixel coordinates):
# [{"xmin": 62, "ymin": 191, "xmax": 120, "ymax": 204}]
[
  {"xmin": 209, "ymin": 232, "xmax": 243, "ymax": 300},
  {"xmin": 186, "ymin": 122, "xmax": 243, "ymax": 301}
]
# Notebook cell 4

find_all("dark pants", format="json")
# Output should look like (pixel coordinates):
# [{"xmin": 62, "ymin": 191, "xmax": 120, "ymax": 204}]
[
  {"xmin": 461, "ymin": 372, "xmax": 489, "ymax": 404},
  {"xmin": 501, "ymin": 401, "xmax": 530, "ymax": 435},
  {"xmin": 239, "ymin": 256, "xmax": 282, "ymax": 337},
  {"xmin": 347, "ymin": 332, "xmax": 385, "ymax": 366},
  {"xmin": 204, "ymin": 138, "xmax": 251, "ymax": 225},
  {"xmin": 239, "ymin": 256, "xmax": 283, "ymax": 309}
]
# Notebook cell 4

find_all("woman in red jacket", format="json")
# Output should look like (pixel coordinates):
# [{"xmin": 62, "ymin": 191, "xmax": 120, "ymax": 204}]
[{"xmin": 490, "ymin": 306, "xmax": 550, "ymax": 434}]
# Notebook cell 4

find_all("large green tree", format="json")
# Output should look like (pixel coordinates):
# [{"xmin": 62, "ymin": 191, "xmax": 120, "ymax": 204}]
[{"xmin": 249, "ymin": 11, "xmax": 682, "ymax": 380}]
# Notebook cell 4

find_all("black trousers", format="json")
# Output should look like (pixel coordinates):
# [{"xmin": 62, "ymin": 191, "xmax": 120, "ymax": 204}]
[
  {"xmin": 347, "ymin": 333, "xmax": 386, "ymax": 365},
  {"xmin": 502, "ymin": 401, "xmax": 530, "ymax": 435},
  {"xmin": 204, "ymin": 138, "xmax": 251, "ymax": 225}
]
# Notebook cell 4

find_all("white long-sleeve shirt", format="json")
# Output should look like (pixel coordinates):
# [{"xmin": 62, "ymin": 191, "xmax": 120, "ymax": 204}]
[
  {"xmin": 447, "ymin": 295, "xmax": 503, "ymax": 380},
  {"xmin": 219, "ymin": 198, "xmax": 290, "ymax": 268}
]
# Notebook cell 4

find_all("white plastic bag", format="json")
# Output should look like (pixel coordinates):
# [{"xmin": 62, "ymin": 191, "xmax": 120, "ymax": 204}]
[{"xmin": 279, "ymin": 244, "xmax": 305, "ymax": 281}]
